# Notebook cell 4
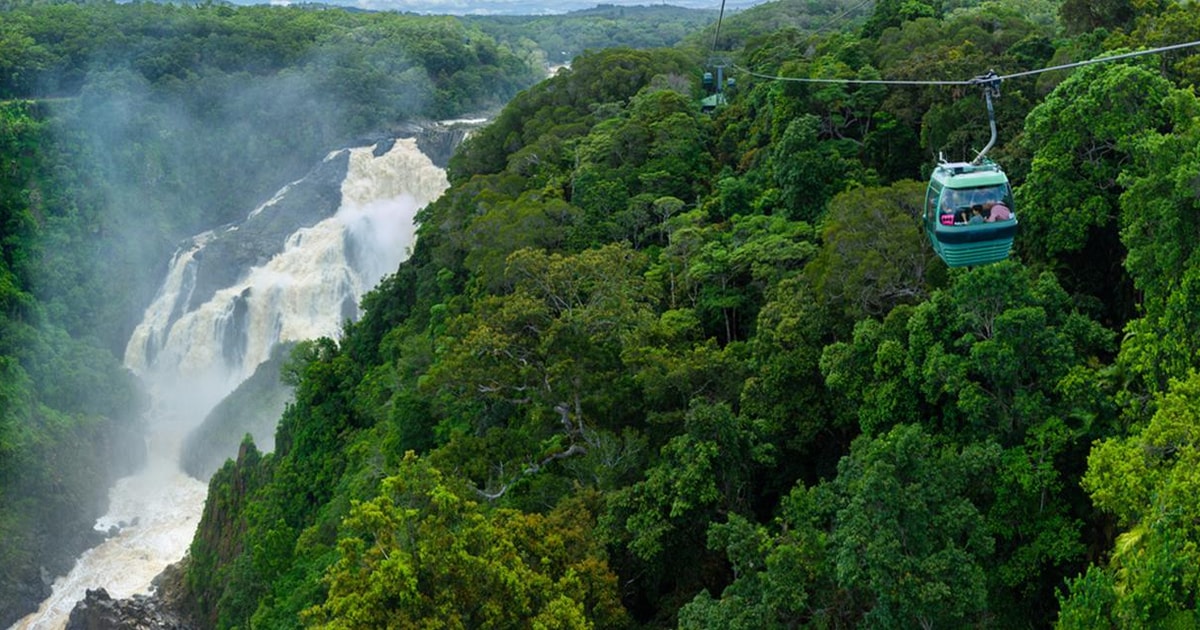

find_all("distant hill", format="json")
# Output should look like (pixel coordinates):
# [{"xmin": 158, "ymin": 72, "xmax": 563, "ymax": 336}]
[
  {"xmin": 465, "ymin": 4, "xmax": 721, "ymax": 65},
  {"xmin": 230, "ymin": 1, "xmax": 770, "ymax": 15}
]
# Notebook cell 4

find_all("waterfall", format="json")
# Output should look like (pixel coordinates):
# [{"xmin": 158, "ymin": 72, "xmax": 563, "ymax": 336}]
[
  {"xmin": 125, "ymin": 138, "xmax": 449, "ymax": 400},
  {"xmin": 12, "ymin": 137, "xmax": 449, "ymax": 630}
]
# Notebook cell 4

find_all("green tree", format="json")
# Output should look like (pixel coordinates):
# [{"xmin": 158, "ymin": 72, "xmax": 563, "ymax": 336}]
[
  {"xmin": 602, "ymin": 400, "xmax": 773, "ymax": 618},
  {"xmin": 678, "ymin": 486, "xmax": 833, "ymax": 629},
  {"xmin": 739, "ymin": 273, "xmax": 850, "ymax": 469},
  {"xmin": 1059, "ymin": 371, "xmax": 1200, "ymax": 627},
  {"xmin": 571, "ymin": 86, "xmax": 712, "ymax": 240},
  {"xmin": 1059, "ymin": 0, "xmax": 1166, "ymax": 35},
  {"xmin": 805, "ymin": 180, "xmax": 933, "ymax": 322},
  {"xmin": 425, "ymin": 243, "xmax": 655, "ymax": 494},
  {"xmin": 1114, "ymin": 91, "xmax": 1200, "ymax": 410},
  {"xmin": 462, "ymin": 192, "xmax": 582, "ymax": 292},
  {"xmin": 1019, "ymin": 61, "xmax": 1174, "ymax": 259},
  {"xmin": 0, "ymin": 100, "xmax": 144, "ymax": 627},
  {"xmin": 308, "ymin": 454, "xmax": 628, "ymax": 628},
  {"xmin": 828, "ymin": 423, "xmax": 997, "ymax": 628},
  {"xmin": 770, "ymin": 114, "xmax": 860, "ymax": 222},
  {"xmin": 862, "ymin": 0, "xmax": 941, "ymax": 39},
  {"xmin": 681, "ymin": 213, "xmax": 815, "ymax": 344},
  {"xmin": 821, "ymin": 263, "xmax": 1116, "ymax": 624},
  {"xmin": 1017, "ymin": 61, "xmax": 1181, "ymax": 327}
]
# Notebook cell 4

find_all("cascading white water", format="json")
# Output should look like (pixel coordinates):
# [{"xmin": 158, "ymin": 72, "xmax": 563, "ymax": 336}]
[
  {"xmin": 12, "ymin": 138, "xmax": 449, "ymax": 630},
  {"xmin": 124, "ymin": 138, "xmax": 450, "ymax": 399}
]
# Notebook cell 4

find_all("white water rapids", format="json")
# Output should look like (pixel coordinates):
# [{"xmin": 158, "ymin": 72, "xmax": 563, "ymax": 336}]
[{"xmin": 12, "ymin": 138, "xmax": 448, "ymax": 630}]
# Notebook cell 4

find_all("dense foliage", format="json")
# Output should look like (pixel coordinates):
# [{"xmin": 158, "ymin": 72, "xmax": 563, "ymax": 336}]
[
  {"xmin": 0, "ymin": 100, "xmax": 145, "ymax": 627},
  {"xmin": 465, "ymin": 4, "xmax": 720, "ymax": 67},
  {"xmin": 0, "ymin": 0, "xmax": 548, "ymax": 355},
  {"xmin": 174, "ymin": 0, "xmax": 1200, "ymax": 626},
  {"xmin": 176, "ymin": 0, "xmax": 1200, "ymax": 627},
  {"xmin": 0, "ymin": 1, "xmax": 553, "ymax": 624},
  {"xmin": 8, "ymin": 0, "xmax": 1200, "ymax": 627}
]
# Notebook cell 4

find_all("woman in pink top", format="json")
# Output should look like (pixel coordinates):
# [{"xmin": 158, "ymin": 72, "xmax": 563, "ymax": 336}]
[{"xmin": 984, "ymin": 201, "xmax": 1012, "ymax": 222}]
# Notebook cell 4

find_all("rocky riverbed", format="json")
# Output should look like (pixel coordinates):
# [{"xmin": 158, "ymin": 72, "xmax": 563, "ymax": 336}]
[{"xmin": 65, "ymin": 563, "xmax": 194, "ymax": 630}]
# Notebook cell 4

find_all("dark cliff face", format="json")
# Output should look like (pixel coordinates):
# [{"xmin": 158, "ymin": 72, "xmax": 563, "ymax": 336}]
[
  {"xmin": 66, "ymin": 440, "xmax": 271, "ymax": 630},
  {"xmin": 180, "ymin": 344, "xmax": 294, "ymax": 482},
  {"xmin": 415, "ymin": 126, "xmax": 475, "ymax": 169},
  {"xmin": 159, "ymin": 123, "xmax": 478, "ymax": 338},
  {"xmin": 362, "ymin": 121, "xmax": 482, "ymax": 170},
  {"xmin": 180, "ymin": 149, "xmax": 352, "ymax": 318},
  {"xmin": 182, "ymin": 440, "xmax": 272, "ymax": 629}
]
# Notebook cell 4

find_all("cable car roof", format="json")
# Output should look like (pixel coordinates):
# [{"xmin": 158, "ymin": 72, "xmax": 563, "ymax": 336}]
[{"xmin": 931, "ymin": 161, "xmax": 1009, "ymax": 188}]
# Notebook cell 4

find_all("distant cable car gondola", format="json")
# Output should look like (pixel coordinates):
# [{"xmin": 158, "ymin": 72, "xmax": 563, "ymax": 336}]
[
  {"xmin": 923, "ymin": 73, "xmax": 1017, "ymax": 267},
  {"xmin": 700, "ymin": 60, "xmax": 731, "ymax": 113},
  {"xmin": 701, "ymin": 0, "xmax": 730, "ymax": 113}
]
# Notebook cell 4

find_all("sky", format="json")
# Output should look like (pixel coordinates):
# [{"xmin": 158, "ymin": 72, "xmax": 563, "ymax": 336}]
[{"xmin": 267, "ymin": 0, "xmax": 773, "ymax": 15}]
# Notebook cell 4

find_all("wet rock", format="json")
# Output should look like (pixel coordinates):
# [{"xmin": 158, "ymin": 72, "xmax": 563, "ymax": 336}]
[
  {"xmin": 66, "ymin": 587, "xmax": 194, "ymax": 630},
  {"xmin": 413, "ymin": 125, "xmax": 472, "ymax": 168},
  {"xmin": 185, "ymin": 149, "xmax": 351, "ymax": 312}
]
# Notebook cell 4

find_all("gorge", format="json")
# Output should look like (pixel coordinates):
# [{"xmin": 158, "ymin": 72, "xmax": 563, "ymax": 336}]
[{"xmin": 12, "ymin": 130, "xmax": 458, "ymax": 630}]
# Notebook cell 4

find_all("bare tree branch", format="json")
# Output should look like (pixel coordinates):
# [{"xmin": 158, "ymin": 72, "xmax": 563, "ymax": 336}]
[{"xmin": 471, "ymin": 444, "xmax": 589, "ymax": 501}]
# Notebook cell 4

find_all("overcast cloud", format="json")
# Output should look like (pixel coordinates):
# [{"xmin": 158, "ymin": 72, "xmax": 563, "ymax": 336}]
[{"xmin": 264, "ymin": 0, "xmax": 770, "ymax": 15}]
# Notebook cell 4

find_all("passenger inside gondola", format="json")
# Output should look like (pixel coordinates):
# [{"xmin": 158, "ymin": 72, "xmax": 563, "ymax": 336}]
[{"xmin": 984, "ymin": 200, "xmax": 1012, "ymax": 222}]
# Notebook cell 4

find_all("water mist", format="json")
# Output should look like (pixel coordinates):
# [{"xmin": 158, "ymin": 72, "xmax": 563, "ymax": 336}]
[{"xmin": 13, "ymin": 138, "xmax": 449, "ymax": 630}]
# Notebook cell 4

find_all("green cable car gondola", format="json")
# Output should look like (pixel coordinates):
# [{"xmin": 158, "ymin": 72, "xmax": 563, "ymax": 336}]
[
  {"xmin": 923, "ymin": 72, "xmax": 1017, "ymax": 267},
  {"xmin": 923, "ymin": 159, "xmax": 1017, "ymax": 267}
]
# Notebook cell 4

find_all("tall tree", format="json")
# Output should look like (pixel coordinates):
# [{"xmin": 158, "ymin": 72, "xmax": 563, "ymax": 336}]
[
  {"xmin": 1114, "ymin": 93, "xmax": 1200, "ymax": 411},
  {"xmin": 829, "ymin": 423, "xmax": 996, "ymax": 628},
  {"xmin": 1017, "ymin": 60, "xmax": 1180, "ymax": 328},
  {"xmin": 1059, "ymin": 0, "xmax": 1167, "ymax": 36},
  {"xmin": 308, "ymin": 454, "xmax": 628, "ymax": 628},
  {"xmin": 1059, "ymin": 371, "xmax": 1200, "ymax": 627},
  {"xmin": 821, "ymin": 263, "xmax": 1116, "ymax": 623},
  {"xmin": 861, "ymin": 0, "xmax": 940, "ymax": 40},
  {"xmin": 425, "ymin": 243, "xmax": 655, "ymax": 496}
]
